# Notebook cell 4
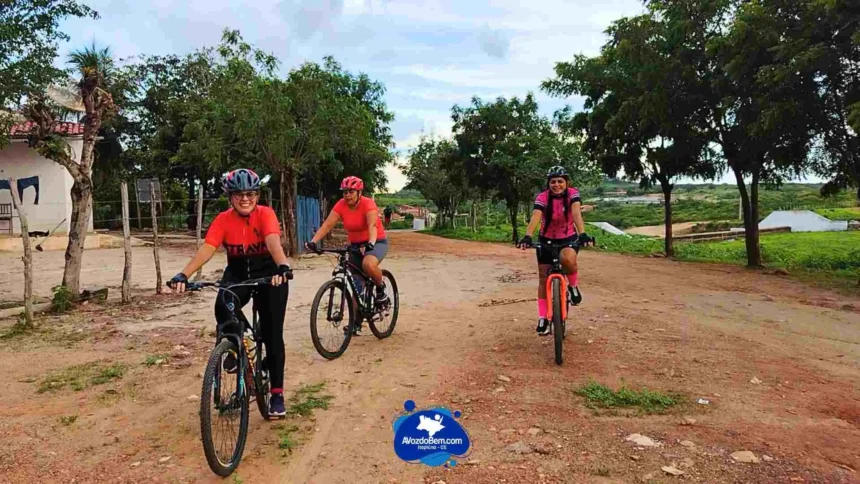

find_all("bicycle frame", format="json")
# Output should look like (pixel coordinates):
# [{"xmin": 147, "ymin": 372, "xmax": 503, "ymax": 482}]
[
  {"xmin": 186, "ymin": 278, "xmax": 272, "ymax": 406},
  {"xmin": 542, "ymin": 247, "xmax": 570, "ymax": 323},
  {"xmin": 324, "ymin": 247, "xmax": 376, "ymax": 319},
  {"xmin": 535, "ymin": 241, "xmax": 581, "ymax": 323}
]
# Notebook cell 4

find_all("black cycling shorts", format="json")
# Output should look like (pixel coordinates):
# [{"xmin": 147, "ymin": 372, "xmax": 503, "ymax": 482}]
[{"xmin": 536, "ymin": 235, "xmax": 579, "ymax": 265}]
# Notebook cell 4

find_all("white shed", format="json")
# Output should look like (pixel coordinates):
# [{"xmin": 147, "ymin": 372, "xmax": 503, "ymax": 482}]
[
  {"xmin": 759, "ymin": 210, "xmax": 847, "ymax": 232},
  {"xmin": 0, "ymin": 122, "xmax": 94, "ymax": 236}
]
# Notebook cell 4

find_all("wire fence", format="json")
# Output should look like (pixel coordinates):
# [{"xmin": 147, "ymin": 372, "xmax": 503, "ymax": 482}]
[{"xmin": 91, "ymin": 197, "xmax": 289, "ymax": 233}]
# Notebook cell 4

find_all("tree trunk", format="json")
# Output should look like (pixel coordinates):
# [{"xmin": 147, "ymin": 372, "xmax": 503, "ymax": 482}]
[
  {"xmin": 120, "ymin": 182, "xmax": 132, "ymax": 304},
  {"xmin": 9, "ymin": 178, "xmax": 34, "ymax": 325},
  {"xmin": 748, "ymin": 169, "xmax": 762, "ymax": 267},
  {"xmin": 279, "ymin": 169, "xmax": 299, "ymax": 257},
  {"xmin": 661, "ymin": 181, "xmax": 674, "ymax": 257},
  {"xmin": 61, "ymin": 178, "xmax": 93, "ymax": 297},
  {"xmin": 732, "ymin": 166, "xmax": 762, "ymax": 268},
  {"xmin": 150, "ymin": 183, "xmax": 163, "ymax": 294},
  {"xmin": 509, "ymin": 203, "xmax": 519, "ymax": 243}
]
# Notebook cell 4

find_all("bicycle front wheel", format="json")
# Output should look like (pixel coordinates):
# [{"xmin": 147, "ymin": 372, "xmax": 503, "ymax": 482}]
[
  {"xmin": 310, "ymin": 279, "xmax": 353, "ymax": 360},
  {"xmin": 368, "ymin": 270, "xmax": 399, "ymax": 339},
  {"xmin": 551, "ymin": 278, "xmax": 564, "ymax": 365},
  {"xmin": 200, "ymin": 339, "xmax": 250, "ymax": 477}
]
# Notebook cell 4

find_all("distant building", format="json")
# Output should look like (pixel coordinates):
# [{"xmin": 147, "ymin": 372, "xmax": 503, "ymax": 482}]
[
  {"xmin": 0, "ymin": 122, "xmax": 94, "ymax": 236},
  {"xmin": 759, "ymin": 210, "xmax": 848, "ymax": 232}
]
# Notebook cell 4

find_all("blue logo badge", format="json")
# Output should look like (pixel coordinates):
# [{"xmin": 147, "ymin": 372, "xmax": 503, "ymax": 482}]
[{"xmin": 392, "ymin": 400, "xmax": 471, "ymax": 467}]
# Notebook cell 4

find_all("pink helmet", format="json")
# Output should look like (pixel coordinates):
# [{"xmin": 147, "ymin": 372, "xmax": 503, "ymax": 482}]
[{"xmin": 340, "ymin": 176, "xmax": 364, "ymax": 191}]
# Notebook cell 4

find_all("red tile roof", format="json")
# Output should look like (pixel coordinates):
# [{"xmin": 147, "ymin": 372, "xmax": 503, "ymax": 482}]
[{"xmin": 8, "ymin": 121, "xmax": 85, "ymax": 138}]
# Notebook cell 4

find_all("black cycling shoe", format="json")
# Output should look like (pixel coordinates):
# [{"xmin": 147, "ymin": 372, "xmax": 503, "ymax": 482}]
[
  {"xmin": 536, "ymin": 318, "xmax": 551, "ymax": 336},
  {"xmin": 568, "ymin": 285, "xmax": 582, "ymax": 306},
  {"xmin": 375, "ymin": 284, "xmax": 390, "ymax": 308}
]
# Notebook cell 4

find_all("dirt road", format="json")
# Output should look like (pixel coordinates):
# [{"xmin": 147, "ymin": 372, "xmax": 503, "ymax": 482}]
[{"xmin": 0, "ymin": 232, "xmax": 858, "ymax": 483}]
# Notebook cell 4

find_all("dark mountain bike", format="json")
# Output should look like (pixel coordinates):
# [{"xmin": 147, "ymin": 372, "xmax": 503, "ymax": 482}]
[
  {"xmin": 533, "ymin": 237, "xmax": 594, "ymax": 365},
  {"xmin": 182, "ymin": 277, "xmax": 275, "ymax": 477},
  {"xmin": 308, "ymin": 245, "xmax": 399, "ymax": 360}
]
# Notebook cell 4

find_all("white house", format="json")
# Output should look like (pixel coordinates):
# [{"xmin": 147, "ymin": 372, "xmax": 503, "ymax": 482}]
[
  {"xmin": 0, "ymin": 121, "xmax": 94, "ymax": 236},
  {"xmin": 759, "ymin": 210, "xmax": 848, "ymax": 232}
]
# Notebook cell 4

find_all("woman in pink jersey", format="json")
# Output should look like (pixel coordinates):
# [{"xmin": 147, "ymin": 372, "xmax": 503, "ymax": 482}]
[{"xmin": 517, "ymin": 166, "xmax": 593, "ymax": 335}]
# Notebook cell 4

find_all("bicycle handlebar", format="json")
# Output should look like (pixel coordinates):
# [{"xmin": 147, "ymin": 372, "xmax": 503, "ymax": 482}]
[
  {"xmin": 181, "ymin": 277, "xmax": 274, "ymax": 292},
  {"xmin": 530, "ymin": 236, "xmax": 596, "ymax": 250}
]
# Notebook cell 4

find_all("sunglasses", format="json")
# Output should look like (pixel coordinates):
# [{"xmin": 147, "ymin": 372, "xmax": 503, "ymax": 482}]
[
  {"xmin": 231, "ymin": 191, "xmax": 259, "ymax": 200},
  {"xmin": 342, "ymin": 189, "xmax": 358, "ymax": 195}
]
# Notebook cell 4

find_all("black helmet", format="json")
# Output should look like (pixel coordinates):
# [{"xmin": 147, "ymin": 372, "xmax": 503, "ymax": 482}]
[
  {"xmin": 546, "ymin": 165, "xmax": 569, "ymax": 180},
  {"xmin": 223, "ymin": 168, "xmax": 261, "ymax": 193}
]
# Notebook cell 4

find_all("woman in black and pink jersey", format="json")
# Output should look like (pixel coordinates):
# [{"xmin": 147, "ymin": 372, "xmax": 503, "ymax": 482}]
[{"xmin": 516, "ymin": 166, "xmax": 593, "ymax": 336}]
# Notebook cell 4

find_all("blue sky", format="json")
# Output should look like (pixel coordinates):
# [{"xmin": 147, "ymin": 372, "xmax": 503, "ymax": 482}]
[{"xmin": 58, "ymin": 0, "xmax": 824, "ymax": 191}]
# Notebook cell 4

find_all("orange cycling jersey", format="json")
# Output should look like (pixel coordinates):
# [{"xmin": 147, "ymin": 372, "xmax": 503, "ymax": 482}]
[
  {"xmin": 333, "ymin": 196, "xmax": 386, "ymax": 244},
  {"xmin": 205, "ymin": 205, "xmax": 281, "ymax": 278}
]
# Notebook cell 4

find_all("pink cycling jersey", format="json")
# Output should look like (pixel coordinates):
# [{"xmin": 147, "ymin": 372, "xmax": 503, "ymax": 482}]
[{"xmin": 533, "ymin": 187, "xmax": 582, "ymax": 239}]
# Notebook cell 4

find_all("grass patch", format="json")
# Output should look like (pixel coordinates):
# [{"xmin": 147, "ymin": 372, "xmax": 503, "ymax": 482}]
[
  {"xmin": 575, "ymin": 381, "xmax": 681, "ymax": 413},
  {"xmin": 424, "ymin": 224, "xmax": 514, "ymax": 243},
  {"xmin": 144, "ymin": 354, "xmax": 169, "ymax": 366},
  {"xmin": 287, "ymin": 382, "xmax": 334, "ymax": 417},
  {"xmin": 276, "ymin": 424, "xmax": 301, "ymax": 450},
  {"xmin": 51, "ymin": 285, "xmax": 75, "ymax": 313},
  {"xmin": 814, "ymin": 207, "xmax": 860, "ymax": 221},
  {"xmin": 0, "ymin": 318, "xmax": 35, "ymax": 339},
  {"xmin": 58, "ymin": 415, "xmax": 78, "ymax": 426},
  {"xmin": 38, "ymin": 362, "xmax": 127, "ymax": 393}
]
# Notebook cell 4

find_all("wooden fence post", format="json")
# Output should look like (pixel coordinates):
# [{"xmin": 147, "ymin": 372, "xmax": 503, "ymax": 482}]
[
  {"xmin": 194, "ymin": 185, "xmax": 204, "ymax": 281},
  {"xmin": 9, "ymin": 178, "xmax": 34, "ymax": 325},
  {"xmin": 120, "ymin": 182, "xmax": 132, "ymax": 303},
  {"xmin": 150, "ymin": 183, "xmax": 162, "ymax": 294}
]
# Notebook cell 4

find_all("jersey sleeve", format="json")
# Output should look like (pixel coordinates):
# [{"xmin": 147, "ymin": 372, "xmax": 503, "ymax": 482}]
[
  {"xmin": 204, "ymin": 212, "xmax": 227, "ymax": 247},
  {"xmin": 569, "ymin": 187, "xmax": 581, "ymax": 204},
  {"xmin": 533, "ymin": 191, "xmax": 548, "ymax": 210},
  {"xmin": 259, "ymin": 207, "xmax": 281, "ymax": 237}
]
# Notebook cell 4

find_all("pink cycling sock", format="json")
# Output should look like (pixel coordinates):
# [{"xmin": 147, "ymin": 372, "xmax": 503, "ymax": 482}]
[
  {"xmin": 270, "ymin": 388, "xmax": 283, "ymax": 395},
  {"xmin": 568, "ymin": 271, "xmax": 579, "ymax": 287},
  {"xmin": 538, "ymin": 299, "xmax": 548, "ymax": 318}
]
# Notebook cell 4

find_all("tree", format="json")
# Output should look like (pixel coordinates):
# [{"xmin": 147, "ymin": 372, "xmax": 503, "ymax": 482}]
[
  {"xmin": 641, "ymin": 0, "xmax": 822, "ymax": 267},
  {"xmin": 452, "ymin": 94, "xmax": 583, "ymax": 242},
  {"xmin": 794, "ymin": 0, "xmax": 860, "ymax": 203},
  {"xmin": 198, "ymin": 31, "xmax": 381, "ymax": 255},
  {"xmin": 0, "ymin": 0, "xmax": 98, "ymax": 121},
  {"xmin": 119, "ymin": 50, "xmax": 227, "ymax": 228},
  {"xmin": 543, "ymin": 14, "xmax": 717, "ymax": 256},
  {"xmin": 24, "ymin": 44, "xmax": 117, "ymax": 296},
  {"xmin": 402, "ymin": 136, "xmax": 468, "ymax": 227},
  {"xmin": 299, "ymin": 58, "xmax": 394, "ymax": 211}
]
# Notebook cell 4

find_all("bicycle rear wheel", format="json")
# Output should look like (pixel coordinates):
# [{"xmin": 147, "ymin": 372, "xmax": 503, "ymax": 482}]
[
  {"xmin": 200, "ymin": 339, "xmax": 250, "ymax": 476},
  {"xmin": 252, "ymin": 335, "xmax": 271, "ymax": 420},
  {"xmin": 551, "ymin": 278, "xmax": 564, "ymax": 365},
  {"xmin": 310, "ymin": 279, "xmax": 353, "ymax": 359},
  {"xmin": 368, "ymin": 270, "xmax": 399, "ymax": 339}
]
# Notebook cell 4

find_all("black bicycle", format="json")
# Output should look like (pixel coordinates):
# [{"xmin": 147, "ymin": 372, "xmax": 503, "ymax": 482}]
[
  {"xmin": 533, "ymin": 237, "xmax": 594, "ymax": 365},
  {"xmin": 181, "ymin": 277, "xmax": 275, "ymax": 477},
  {"xmin": 308, "ymin": 245, "xmax": 399, "ymax": 359}
]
